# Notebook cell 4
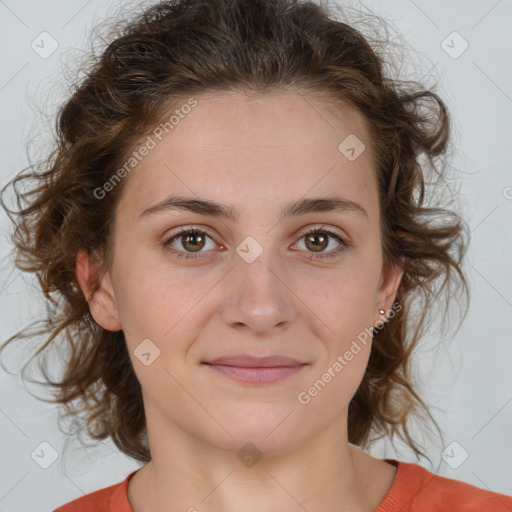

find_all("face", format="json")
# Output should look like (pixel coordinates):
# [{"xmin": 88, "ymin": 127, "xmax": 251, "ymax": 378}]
[{"xmin": 77, "ymin": 89, "xmax": 402, "ymax": 455}]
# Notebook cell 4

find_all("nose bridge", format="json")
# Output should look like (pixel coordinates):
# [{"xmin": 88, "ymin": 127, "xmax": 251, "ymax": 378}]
[
  {"xmin": 235, "ymin": 235, "xmax": 286, "ymax": 302},
  {"xmin": 220, "ymin": 233, "xmax": 297, "ymax": 331}
]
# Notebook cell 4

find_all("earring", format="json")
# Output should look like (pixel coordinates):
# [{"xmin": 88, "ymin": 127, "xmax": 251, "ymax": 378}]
[{"xmin": 378, "ymin": 308, "xmax": 385, "ymax": 315}]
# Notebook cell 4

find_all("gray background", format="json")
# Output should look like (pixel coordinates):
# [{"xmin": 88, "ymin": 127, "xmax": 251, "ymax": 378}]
[{"xmin": 0, "ymin": 0, "xmax": 511, "ymax": 510}]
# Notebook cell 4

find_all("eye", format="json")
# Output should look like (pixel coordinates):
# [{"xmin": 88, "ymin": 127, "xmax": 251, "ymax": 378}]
[
  {"xmin": 163, "ymin": 225, "xmax": 348, "ymax": 261},
  {"xmin": 293, "ymin": 226, "xmax": 348, "ymax": 260},
  {"xmin": 163, "ymin": 227, "xmax": 221, "ymax": 260}
]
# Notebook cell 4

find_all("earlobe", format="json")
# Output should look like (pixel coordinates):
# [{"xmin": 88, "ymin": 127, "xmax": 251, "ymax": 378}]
[{"xmin": 75, "ymin": 249, "xmax": 122, "ymax": 332}]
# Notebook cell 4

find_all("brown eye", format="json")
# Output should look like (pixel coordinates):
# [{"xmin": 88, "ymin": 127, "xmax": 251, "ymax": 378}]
[
  {"xmin": 305, "ymin": 231, "xmax": 329, "ymax": 252},
  {"xmin": 164, "ymin": 227, "xmax": 218, "ymax": 260},
  {"xmin": 295, "ymin": 227, "xmax": 348, "ymax": 260},
  {"xmin": 163, "ymin": 225, "xmax": 348, "ymax": 262},
  {"xmin": 180, "ymin": 231, "xmax": 206, "ymax": 252}
]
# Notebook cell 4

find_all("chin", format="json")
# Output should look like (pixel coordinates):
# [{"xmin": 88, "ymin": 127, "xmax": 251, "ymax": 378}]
[{"xmin": 206, "ymin": 402, "xmax": 309, "ymax": 456}]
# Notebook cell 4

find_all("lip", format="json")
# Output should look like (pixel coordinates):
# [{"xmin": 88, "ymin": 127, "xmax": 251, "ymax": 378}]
[
  {"xmin": 203, "ymin": 355, "xmax": 305, "ymax": 367},
  {"xmin": 202, "ymin": 355, "xmax": 307, "ymax": 385}
]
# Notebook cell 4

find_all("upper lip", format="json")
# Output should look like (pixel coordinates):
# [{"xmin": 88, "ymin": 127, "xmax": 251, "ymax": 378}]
[{"xmin": 203, "ymin": 355, "xmax": 306, "ymax": 367}]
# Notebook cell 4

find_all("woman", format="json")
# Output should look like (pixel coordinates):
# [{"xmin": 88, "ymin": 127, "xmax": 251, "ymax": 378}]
[{"xmin": 1, "ymin": 0, "xmax": 511, "ymax": 510}]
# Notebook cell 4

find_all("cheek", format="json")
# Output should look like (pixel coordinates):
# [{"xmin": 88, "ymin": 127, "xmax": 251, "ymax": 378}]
[
  {"xmin": 297, "ymin": 346, "xmax": 371, "ymax": 424},
  {"xmin": 293, "ymin": 266, "xmax": 378, "ymax": 402},
  {"xmin": 112, "ymin": 249, "xmax": 215, "ymax": 342},
  {"xmin": 299, "ymin": 263, "xmax": 379, "ymax": 338},
  {"xmin": 113, "ymin": 234, "xmax": 380, "ymax": 358}
]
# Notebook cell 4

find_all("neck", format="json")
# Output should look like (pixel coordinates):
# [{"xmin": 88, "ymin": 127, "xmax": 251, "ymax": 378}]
[{"xmin": 128, "ymin": 412, "xmax": 381, "ymax": 512}]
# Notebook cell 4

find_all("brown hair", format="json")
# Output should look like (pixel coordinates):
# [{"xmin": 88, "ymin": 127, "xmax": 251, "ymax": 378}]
[{"xmin": 0, "ymin": 0, "xmax": 469, "ymax": 465}]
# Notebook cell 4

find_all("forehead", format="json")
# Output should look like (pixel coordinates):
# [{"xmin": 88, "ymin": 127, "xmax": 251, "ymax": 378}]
[
  {"xmin": 115, "ymin": 89, "xmax": 378, "ymax": 222},
  {"xmin": 165, "ymin": 89, "xmax": 373, "ymax": 154}
]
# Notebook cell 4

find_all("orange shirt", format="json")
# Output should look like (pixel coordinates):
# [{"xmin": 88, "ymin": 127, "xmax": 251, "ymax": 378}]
[{"xmin": 53, "ymin": 458, "xmax": 512, "ymax": 511}]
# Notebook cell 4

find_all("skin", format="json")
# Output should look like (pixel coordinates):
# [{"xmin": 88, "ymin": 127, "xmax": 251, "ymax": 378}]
[{"xmin": 76, "ymin": 89, "xmax": 403, "ymax": 512}]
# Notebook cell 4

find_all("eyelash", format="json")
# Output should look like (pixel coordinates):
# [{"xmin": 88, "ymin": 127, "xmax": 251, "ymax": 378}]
[{"xmin": 163, "ymin": 225, "xmax": 348, "ymax": 261}]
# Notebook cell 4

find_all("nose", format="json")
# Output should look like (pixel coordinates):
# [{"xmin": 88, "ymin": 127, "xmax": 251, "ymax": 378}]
[{"xmin": 219, "ymin": 246, "xmax": 297, "ymax": 334}]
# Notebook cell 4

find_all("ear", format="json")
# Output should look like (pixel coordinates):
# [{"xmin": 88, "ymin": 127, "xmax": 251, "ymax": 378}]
[
  {"xmin": 374, "ymin": 258, "xmax": 404, "ymax": 326},
  {"xmin": 75, "ymin": 249, "xmax": 122, "ymax": 331}
]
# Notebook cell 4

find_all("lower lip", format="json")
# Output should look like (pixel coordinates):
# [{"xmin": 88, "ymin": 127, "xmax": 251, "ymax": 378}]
[{"xmin": 203, "ymin": 364, "xmax": 305, "ymax": 384}]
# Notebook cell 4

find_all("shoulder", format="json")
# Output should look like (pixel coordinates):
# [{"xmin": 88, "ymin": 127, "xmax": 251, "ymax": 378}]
[
  {"xmin": 378, "ymin": 459, "xmax": 512, "ymax": 512},
  {"xmin": 52, "ymin": 471, "xmax": 136, "ymax": 512}
]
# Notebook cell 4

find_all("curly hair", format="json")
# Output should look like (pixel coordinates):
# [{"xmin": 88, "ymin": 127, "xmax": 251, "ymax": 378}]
[{"xmin": 0, "ymin": 0, "xmax": 469, "ymax": 465}]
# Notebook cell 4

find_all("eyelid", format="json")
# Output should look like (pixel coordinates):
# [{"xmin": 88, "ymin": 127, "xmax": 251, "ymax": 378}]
[
  {"xmin": 163, "ymin": 224, "xmax": 218, "ymax": 242},
  {"xmin": 163, "ymin": 223, "xmax": 346, "ymax": 243},
  {"xmin": 295, "ymin": 223, "xmax": 346, "ymax": 240}
]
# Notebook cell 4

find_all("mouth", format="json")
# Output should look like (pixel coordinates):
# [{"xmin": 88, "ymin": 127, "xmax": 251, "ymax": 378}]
[{"xmin": 201, "ymin": 355, "xmax": 307, "ymax": 385}]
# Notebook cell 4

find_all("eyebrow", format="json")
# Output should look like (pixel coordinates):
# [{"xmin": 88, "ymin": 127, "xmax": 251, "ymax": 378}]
[{"xmin": 139, "ymin": 195, "xmax": 368, "ymax": 223}]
